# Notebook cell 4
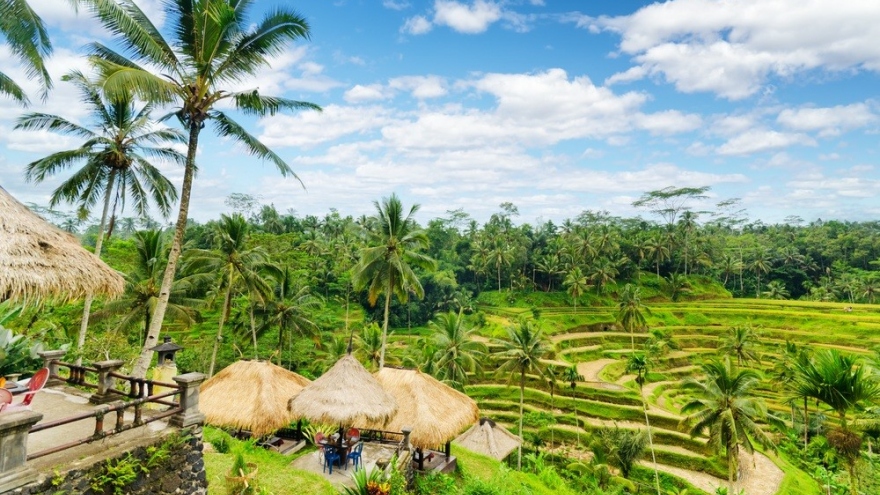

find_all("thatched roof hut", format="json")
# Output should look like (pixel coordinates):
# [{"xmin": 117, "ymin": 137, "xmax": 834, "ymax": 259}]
[
  {"xmin": 0, "ymin": 186, "xmax": 124, "ymax": 303},
  {"xmin": 288, "ymin": 354, "xmax": 397, "ymax": 426},
  {"xmin": 454, "ymin": 418, "xmax": 522, "ymax": 461},
  {"xmin": 367, "ymin": 367, "xmax": 479, "ymax": 450},
  {"xmin": 200, "ymin": 360, "xmax": 311, "ymax": 437}
]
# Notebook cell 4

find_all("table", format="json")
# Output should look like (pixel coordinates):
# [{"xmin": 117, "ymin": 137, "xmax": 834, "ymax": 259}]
[{"xmin": 320, "ymin": 439, "xmax": 356, "ymax": 467}]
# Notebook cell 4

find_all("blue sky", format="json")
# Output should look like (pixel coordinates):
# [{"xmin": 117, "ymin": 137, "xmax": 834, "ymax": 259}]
[{"xmin": 2, "ymin": 0, "xmax": 879, "ymax": 226}]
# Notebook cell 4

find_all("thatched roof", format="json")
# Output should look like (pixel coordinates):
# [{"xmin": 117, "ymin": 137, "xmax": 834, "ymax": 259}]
[
  {"xmin": 200, "ymin": 360, "xmax": 311, "ymax": 437},
  {"xmin": 0, "ymin": 186, "xmax": 124, "ymax": 303},
  {"xmin": 454, "ymin": 418, "xmax": 522, "ymax": 461},
  {"xmin": 288, "ymin": 354, "xmax": 397, "ymax": 426},
  {"xmin": 365, "ymin": 367, "xmax": 479, "ymax": 449}
]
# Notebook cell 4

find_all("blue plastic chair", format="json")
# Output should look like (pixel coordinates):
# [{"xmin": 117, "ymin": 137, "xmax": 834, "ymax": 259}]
[
  {"xmin": 323, "ymin": 447, "xmax": 341, "ymax": 474},
  {"xmin": 346, "ymin": 442, "xmax": 364, "ymax": 470}
]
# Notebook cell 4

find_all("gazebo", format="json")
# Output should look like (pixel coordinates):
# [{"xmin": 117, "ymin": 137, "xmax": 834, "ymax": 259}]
[
  {"xmin": 201, "ymin": 360, "xmax": 311, "ymax": 438},
  {"xmin": 288, "ymin": 354, "xmax": 397, "ymax": 436},
  {"xmin": 454, "ymin": 417, "xmax": 522, "ymax": 461},
  {"xmin": 0, "ymin": 186, "xmax": 124, "ymax": 303},
  {"xmin": 367, "ymin": 367, "xmax": 479, "ymax": 471}
]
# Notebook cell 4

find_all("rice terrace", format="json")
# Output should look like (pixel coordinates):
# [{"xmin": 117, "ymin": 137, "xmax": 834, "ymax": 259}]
[{"xmin": 1, "ymin": 1, "xmax": 879, "ymax": 495}]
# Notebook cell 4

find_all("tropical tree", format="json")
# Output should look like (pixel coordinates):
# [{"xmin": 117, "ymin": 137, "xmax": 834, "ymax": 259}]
[
  {"xmin": 762, "ymin": 280, "xmax": 789, "ymax": 300},
  {"xmin": 17, "ymin": 71, "xmax": 183, "ymax": 364},
  {"xmin": 493, "ymin": 319, "xmax": 551, "ymax": 469},
  {"xmin": 431, "ymin": 310, "xmax": 486, "ymax": 390},
  {"xmin": 562, "ymin": 364, "xmax": 584, "ymax": 445},
  {"xmin": 183, "ymin": 214, "xmax": 276, "ymax": 375},
  {"xmin": 617, "ymin": 284, "xmax": 648, "ymax": 351},
  {"xmin": 352, "ymin": 193, "xmax": 436, "ymax": 369},
  {"xmin": 646, "ymin": 235, "xmax": 669, "ymax": 280},
  {"xmin": 718, "ymin": 325, "xmax": 761, "ymax": 366},
  {"xmin": 258, "ymin": 268, "xmax": 322, "ymax": 369},
  {"xmin": 487, "ymin": 237, "xmax": 515, "ymax": 291},
  {"xmin": 563, "ymin": 267, "xmax": 589, "ymax": 313},
  {"xmin": 72, "ymin": 0, "xmax": 322, "ymax": 378},
  {"xmin": 681, "ymin": 357, "xmax": 774, "ymax": 492},
  {"xmin": 625, "ymin": 353, "xmax": 661, "ymax": 495},
  {"xmin": 95, "ymin": 230, "xmax": 201, "ymax": 346},
  {"xmin": 0, "ymin": 0, "xmax": 51, "ymax": 104},
  {"xmin": 356, "ymin": 323, "xmax": 384, "ymax": 370},
  {"xmin": 793, "ymin": 350, "xmax": 880, "ymax": 494}
]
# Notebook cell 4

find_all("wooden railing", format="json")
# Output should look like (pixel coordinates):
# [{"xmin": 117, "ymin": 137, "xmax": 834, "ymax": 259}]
[{"xmin": 24, "ymin": 358, "xmax": 186, "ymax": 461}]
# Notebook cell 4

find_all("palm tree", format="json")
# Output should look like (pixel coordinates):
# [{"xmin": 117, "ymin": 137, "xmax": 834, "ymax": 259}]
[
  {"xmin": 750, "ymin": 248, "xmax": 773, "ymax": 298},
  {"xmin": 356, "ymin": 323, "xmax": 384, "ymax": 370},
  {"xmin": 352, "ymin": 193, "xmax": 436, "ymax": 369},
  {"xmin": 681, "ymin": 357, "xmax": 774, "ymax": 492},
  {"xmin": 718, "ymin": 325, "xmax": 761, "ymax": 366},
  {"xmin": 259, "ymin": 268, "xmax": 322, "ymax": 369},
  {"xmin": 762, "ymin": 280, "xmax": 789, "ymax": 300},
  {"xmin": 562, "ymin": 364, "xmax": 584, "ymax": 445},
  {"xmin": 72, "ymin": 0, "xmax": 322, "ymax": 378},
  {"xmin": 646, "ymin": 234, "xmax": 669, "ymax": 280},
  {"xmin": 589, "ymin": 257, "xmax": 619, "ymax": 295},
  {"xmin": 0, "ymin": 0, "xmax": 51, "ymax": 104},
  {"xmin": 493, "ymin": 319, "xmax": 551, "ymax": 469},
  {"xmin": 625, "ymin": 353, "xmax": 661, "ymax": 495},
  {"xmin": 17, "ymin": 71, "xmax": 183, "ymax": 364},
  {"xmin": 617, "ymin": 284, "xmax": 648, "ymax": 351},
  {"xmin": 431, "ymin": 310, "xmax": 486, "ymax": 390},
  {"xmin": 95, "ymin": 230, "xmax": 201, "ymax": 346},
  {"xmin": 183, "ymin": 214, "xmax": 276, "ymax": 376},
  {"xmin": 794, "ymin": 350, "xmax": 880, "ymax": 494},
  {"xmin": 488, "ymin": 238, "xmax": 515, "ymax": 291},
  {"xmin": 563, "ymin": 267, "xmax": 589, "ymax": 313}
]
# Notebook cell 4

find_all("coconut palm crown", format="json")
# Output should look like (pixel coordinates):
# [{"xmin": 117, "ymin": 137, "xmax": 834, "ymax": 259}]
[{"xmin": 70, "ymin": 0, "xmax": 322, "ymax": 377}]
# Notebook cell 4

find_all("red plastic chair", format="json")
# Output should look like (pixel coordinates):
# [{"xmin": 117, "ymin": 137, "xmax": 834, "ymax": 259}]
[{"xmin": 6, "ymin": 368, "xmax": 48, "ymax": 411}]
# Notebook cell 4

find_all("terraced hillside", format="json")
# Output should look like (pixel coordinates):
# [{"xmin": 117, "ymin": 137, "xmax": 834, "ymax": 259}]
[{"xmin": 460, "ymin": 298, "xmax": 880, "ymax": 495}]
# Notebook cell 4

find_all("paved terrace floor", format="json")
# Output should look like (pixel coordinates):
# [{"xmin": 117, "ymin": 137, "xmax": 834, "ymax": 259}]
[
  {"xmin": 25, "ymin": 385, "xmax": 178, "ymax": 476},
  {"xmin": 289, "ymin": 442, "xmax": 401, "ymax": 488}
]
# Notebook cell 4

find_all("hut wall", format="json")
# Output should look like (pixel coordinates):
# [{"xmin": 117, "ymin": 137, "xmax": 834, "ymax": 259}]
[{"xmin": 9, "ymin": 427, "xmax": 207, "ymax": 495}]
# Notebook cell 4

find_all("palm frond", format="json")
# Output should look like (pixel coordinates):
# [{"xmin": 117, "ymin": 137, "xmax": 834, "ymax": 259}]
[{"xmin": 210, "ymin": 110, "xmax": 298, "ymax": 181}]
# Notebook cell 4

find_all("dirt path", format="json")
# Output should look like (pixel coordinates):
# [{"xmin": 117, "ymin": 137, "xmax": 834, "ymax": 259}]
[
  {"xmin": 552, "ymin": 331, "xmax": 641, "ymax": 343},
  {"xmin": 642, "ymin": 452, "xmax": 783, "ymax": 495},
  {"xmin": 576, "ymin": 359, "xmax": 627, "ymax": 391}
]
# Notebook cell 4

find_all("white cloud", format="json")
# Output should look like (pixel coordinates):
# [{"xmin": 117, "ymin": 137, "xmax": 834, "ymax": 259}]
[
  {"xmin": 717, "ymin": 130, "xmax": 816, "ymax": 156},
  {"xmin": 434, "ymin": 0, "xmax": 502, "ymax": 34},
  {"xmin": 388, "ymin": 76, "xmax": 448, "ymax": 99},
  {"xmin": 777, "ymin": 103, "xmax": 877, "ymax": 137},
  {"xmin": 383, "ymin": 0, "xmax": 411, "ymax": 10},
  {"xmin": 634, "ymin": 110, "xmax": 702, "ymax": 135},
  {"xmin": 259, "ymin": 105, "xmax": 396, "ymax": 148},
  {"xmin": 402, "ymin": 15, "xmax": 433, "ymax": 35},
  {"xmin": 595, "ymin": 0, "xmax": 880, "ymax": 99},
  {"xmin": 344, "ymin": 84, "xmax": 389, "ymax": 103}
]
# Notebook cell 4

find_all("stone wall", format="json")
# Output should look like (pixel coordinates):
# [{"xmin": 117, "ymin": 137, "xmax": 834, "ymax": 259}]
[{"xmin": 9, "ymin": 426, "xmax": 207, "ymax": 495}]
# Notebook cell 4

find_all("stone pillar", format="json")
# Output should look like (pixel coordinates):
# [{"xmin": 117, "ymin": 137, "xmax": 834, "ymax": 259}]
[
  {"xmin": 37, "ymin": 350, "xmax": 67, "ymax": 388},
  {"xmin": 0, "ymin": 410, "xmax": 43, "ymax": 493},
  {"xmin": 171, "ymin": 373, "xmax": 206, "ymax": 428},
  {"xmin": 401, "ymin": 427, "xmax": 412, "ymax": 450},
  {"xmin": 90, "ymin": 360, "xmax": 124, "ymax": 405}
]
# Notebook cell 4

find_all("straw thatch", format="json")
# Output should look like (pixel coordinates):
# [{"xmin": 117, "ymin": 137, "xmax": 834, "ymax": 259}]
[
  {"xmin": 453, "ymin": 418, "xmax": 522, "ymax": 461},
  {"xmin": 0, "ymin": 186, "xmax": 124, "ymax": 303},
  {"xmin": 200, "ymin": 360, "xmax": 311, "ymax": 438},
  {"xmin": 365, "ymin": 367, "xmax": 479, "ymax": 449},
  {"xmin": 288, "ymin": 354, "xmax": 397, "ymax": 426}
]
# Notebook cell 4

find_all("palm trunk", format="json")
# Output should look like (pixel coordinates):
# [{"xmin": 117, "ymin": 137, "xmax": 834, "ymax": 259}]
[
  {"xmin": 497, "ymin": 263, "xmax": 502, "ymax": 292},
  {"xmin": 518, "ymin": 370, "xmax": 525, "ymax": 470},
  {"xmin": 804, "ymin": 397, "xmax": 809, "ymax": 451},
  {"xmin": 249, "ymin": 303, "xmax": 258, "ymax": 360},
  {"xmin": 379, "ymin": 287, "xmax": 391, "ymax": 369},
  {"xmin": 208, "ymin": 276, "xmax": 234, "ymax": 377},
  {"xmin": 729, "ymin": 445, "xmax": 737, "ymax": 493},
  {"xmin": 133, "ymin": 124, "xmax": 201, "ymax": 379},
  {"xmin": 76, "ymin": 170, "xmax": 116, "ymax": 366},
  {"xmin": 640, "ymin": 385, "xmax": 661, "ymax": 495},
  {"xmin": 573, "ymin": 385, "xmax": 580, "ymax": 445}
]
